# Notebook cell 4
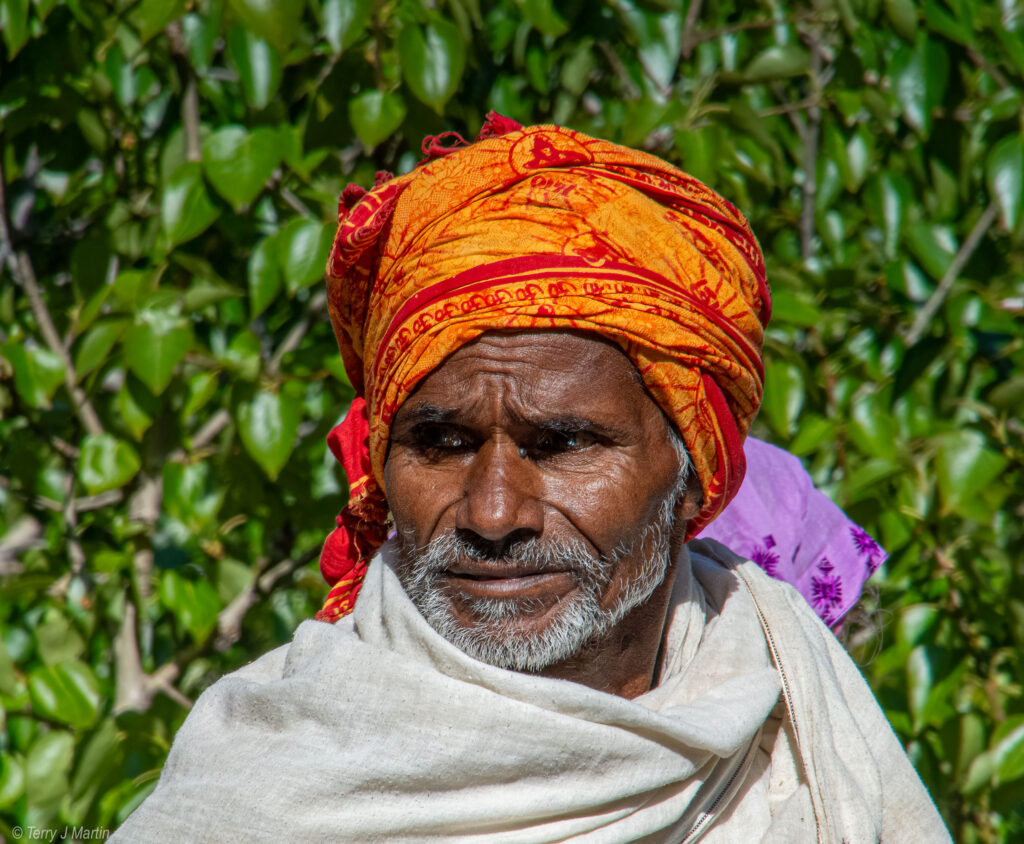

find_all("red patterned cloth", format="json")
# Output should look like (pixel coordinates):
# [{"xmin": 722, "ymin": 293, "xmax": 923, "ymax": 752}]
[{"xmin": 317, "ymin": 114, "xmax": 770, "ymax": 623}]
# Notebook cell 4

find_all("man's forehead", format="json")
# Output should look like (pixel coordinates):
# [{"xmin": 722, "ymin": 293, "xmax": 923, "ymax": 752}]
[{"xmin": 400, "ymin": 330, "xmax": 647, "ymax": 418}]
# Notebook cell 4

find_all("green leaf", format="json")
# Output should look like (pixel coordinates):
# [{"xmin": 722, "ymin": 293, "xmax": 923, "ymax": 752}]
[
  {"xmin": 770, "ymin": 289, "xmax": 822, "ymax": 328},
  {"xmin": 183, "ymin": 11, "xmax": 220, "ymax": 71},
  {"xmin": 936, "ymin": 430, "xmax": 1010, "ymax": 517},
  {"xmin": 116, "ymin": 374, "xmax": 160, "ymax": 440},
  {"xmin": 182, "ymin": 371, "xmax": 220, "ymax": 420},
  {"xmin": 761, "ymin": 360, "xmax": 804, "ymax": 437},
  {"xmin": 113, "ymin": 267, "xmax": 161, "ymax": 305},
  {"xmin": 25, "ymin": 730, "xmax": 74, "ymax": 806},
  {"xmin": 34, "ymin": 609, "xmax": 86, "ymax": 666},
  {"xmin": 103, "ymin": 42, "xmax": 137, "ymax": 108},
  {"xmin": 130, "ymin": 0, "xmax": 186, "ymax": 42},
  {"xmin": 843, "ymin": 457, "xmax": 903, "ymax": 503},
  {"xmin": 994, "ymin": 719, "xmax": 1024, "ymax": 785},
  {"xmin": 844, "ymin": 130, "xmax": 872, "ymax": 193},
  {"xmin": 220, "ymin": 329, "xmax": 261, "ymax": 381},
  {"xmin": 897, "ymin": 604, "xmax": 940, "ymax": 653},
  {"xmin": 520, "ymin": 0, "xmax": 569, "ymax": 37},
  {"xmin": 276, "ymin": 217, "xmax": 335, "ymax": 293},
  {"xmin": 236, "ymin": 388, "xmax": 300, "ymax": 479},
  {"xmin": 161, "ymin": 162, "xmax": 220, "ymax": 247},
  {"xmin": 906, "ymin": 223, "xmax": 957, "ymax": 281},
  {"xmin": 906, "ymin": 646, "xmax": 962, "ymax": 731},
  {"xmin": 887, "ymin": 34, "xmax": 949, "ymax": 137},
  {"xmin": 988, "ymin": 375, "xmax": 1024, "ymax": 412},
  {"xmin": 227, "ymin": 0, "xmax": 303, "ymax": 52},
  {"xmin": 68, "ymin": 719, "xmax": 122, "ymax": 818},
  {"xmin": 28, "ymin": 662, "xmax": 102, "ymax": 729},
  {"xmin": 226, "ymin": 24, "xmax": 283, "ymax": 109},
  {"xmin": 617, "ymin": 2, "xmax": 679, "ymax": 90},
  {"xmin": 249, "ymin": 235, "xmax": 283, "ymax": 318},
  {"xmin": 277, "ymin": 124, "xmax": 328, "ymax": 179},
  {"xmin": 883, "ymin": 0, "xmax": 917, "ymax": 42},
  {"xmin": 160, "ymin": 569, "xmax": 221, "ymax": 641},
  {"xmin": 216, "ymin": 558, "xmax": 255, "ymax": 604},
  {"xmin": 848, "ymin": 392, "xmax": 898, "ymax": 461},
  {"xmin": 202, "ymin": 125, "xmax": 280, "ymax": 210},
  {"xmin": 321, "ymin": 0, "xmax": 372, "ymax": 52},
  {"xmin": 69, "ymin": 235, "xmax": 112, "ymax": 302},
  {"xmin": 73, "ymin": 318, "xmax": 128, "ymax": 378},
  {"xmin": 560, "ymin": 39, "xmax": 596, "ymax": 97},
  {"xmin": 163, "ymin": 461, "xmax": 223, "ymax": 531},
  {"xmin": 0, "ymin": 639, "xmax": 20, "ymax": 696},
  {"xmin": 183, "ymin": 278, "xmax": 241, "ymax": 311},
  {"xmin": 743, "ymin": 45, "xmax": 810, "ymax": 82},
  {"xmin": 399, "ymin": 20, "xmax": 466, "ymax": 112},
  {"xmin": 788, "ymin": 414, "xmax": 838, "ymax": 456},
  {"xmin": 123, "ymin": 305, "xmax": 193, "ymax": 394},
  {"xmin": 78, "ymin": 434, "xmax": 141, "ymax": 494},
  {"xmin": 0, "ymin": 0, "xmax": 30, "ymax": 57},
  {"xmin": 986, "ymin": 134, "xmax": 1023, "ymax": 231},
  {"xmin": 1, "ymin": 342, "xmax": 66, "ymax": 408},
  {"xmin": 0, "ymin": 753, "xmax": 26, "ymax": 809},
  {"xmin": 871, "ymin": 173, "xmax": 912, "ymax": 259},
  {"xmin": 349, "ymin": 90, "xmax": 407, "ymax": 150}
]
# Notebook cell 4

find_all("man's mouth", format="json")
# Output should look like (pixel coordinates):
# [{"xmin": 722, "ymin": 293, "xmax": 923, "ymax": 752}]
[{"xmin": 443, "ymin": 564, "xmax": 577, "ymax": 598}]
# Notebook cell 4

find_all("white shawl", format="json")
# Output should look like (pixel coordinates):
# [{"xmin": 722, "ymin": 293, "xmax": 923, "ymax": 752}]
[{"xmin": 111, "ymin": 540, "xmax": 949, "ymax": 843}]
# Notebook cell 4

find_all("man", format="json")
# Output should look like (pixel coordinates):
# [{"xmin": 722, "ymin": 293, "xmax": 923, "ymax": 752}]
[{"xmin": 112, "ymin": 117, "xmax": 948, "ymax": 842}]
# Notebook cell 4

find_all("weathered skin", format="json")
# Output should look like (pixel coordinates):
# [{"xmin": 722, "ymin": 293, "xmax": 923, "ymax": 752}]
[{"xmin": 384, "ymin": 331, "xmax": 701, "ymax": 699}]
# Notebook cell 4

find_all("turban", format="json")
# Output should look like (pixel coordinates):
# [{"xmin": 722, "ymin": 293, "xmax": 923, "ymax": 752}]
[{"xmin": 316, "ymin": 114, "xmax": 770, "ymax": 623}]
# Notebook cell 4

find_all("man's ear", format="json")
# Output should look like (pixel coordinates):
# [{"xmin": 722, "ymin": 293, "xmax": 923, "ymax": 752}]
[{"xmin": 677, "ymin": 483, "xmax": 703, "ymax": 522}]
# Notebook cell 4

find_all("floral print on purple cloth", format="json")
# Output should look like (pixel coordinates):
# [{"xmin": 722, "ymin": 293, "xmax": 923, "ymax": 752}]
[
  {"xmin": 700, "ymin": 437, "xmax": 888, "ymax": 628},
  {"xmin": 750, "ymin": 535, "xmax": 780, "ymax": 578},
  {"xmin": 851, "ymin": 526, "xmax": 883, "ymax": 574},
  {"xmin": 811, "ymin": 558, "xmax": 845, "ymax": 625}
]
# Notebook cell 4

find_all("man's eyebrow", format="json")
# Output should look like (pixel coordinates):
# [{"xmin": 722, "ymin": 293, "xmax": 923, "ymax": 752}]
[
  {"xmin": 397, "ymin": 403, "xmax": 460, "ymax": 426},
  {"xmin": 506, "ymin": 409, "xmax": 629, "ymax": 440}
]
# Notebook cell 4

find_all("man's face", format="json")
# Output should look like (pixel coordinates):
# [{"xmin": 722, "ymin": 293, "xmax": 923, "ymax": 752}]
[{"xmin": 383, "ymin": 331, "xmax": 699, "ymax": 671}]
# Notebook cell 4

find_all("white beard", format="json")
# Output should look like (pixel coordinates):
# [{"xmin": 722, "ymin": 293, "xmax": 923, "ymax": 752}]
[{"xmin": 394, "ymin": 474, "xmax": 685, "ymax": 672}]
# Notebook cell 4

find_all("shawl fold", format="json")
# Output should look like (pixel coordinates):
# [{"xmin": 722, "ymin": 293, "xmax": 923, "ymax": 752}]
[{"xmin": 112, "ymin": 542, "xmax": 948, "ymax": 843}]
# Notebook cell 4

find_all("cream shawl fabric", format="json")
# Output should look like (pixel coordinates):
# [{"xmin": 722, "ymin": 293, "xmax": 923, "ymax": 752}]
[{"xmin": 111, "ymin": 541, "xmax": 949, "ymax": 843}]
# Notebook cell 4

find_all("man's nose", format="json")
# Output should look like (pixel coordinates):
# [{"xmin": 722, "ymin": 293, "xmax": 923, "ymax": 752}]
[{"xmin": 457, "ymin": 438, "xmax": 544, "ymax": 541}]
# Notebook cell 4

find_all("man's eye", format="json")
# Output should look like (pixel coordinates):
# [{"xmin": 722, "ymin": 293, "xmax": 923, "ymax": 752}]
[
  {"xmin": 412, "ymin": 424, "xmax": 474, "ymax": 453},
  {"xmin": 531, "ymin": 429, "xmax": 596, "ymax": 455}
]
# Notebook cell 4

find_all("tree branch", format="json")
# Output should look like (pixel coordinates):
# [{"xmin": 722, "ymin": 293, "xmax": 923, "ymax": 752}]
[
  {"xmin": 167, "ymin": 22, "xmax": 201, "ymax": 162},
  {"xmin": 267, "ymin": 291, "xmax": 326, "ymax": 376},
  {"xmin": 690, "ymin": 11, "xmax": 817, "ymax": 47},
  {"xmin": 214, "ymin": 547, "xmax": 320, "ymax": 651},
  {"xmin": 904, "ymin": 202, "xmax": 999, "ymax": 346},
  {"xmin": 279, "ymin": 186, "xmax": 313, "ymax": 218},
  {"xmin": 114, "ymin": 600, "xmax": 193, "ymax": 713},
  {"xmin": 681, "ymin": 0, "xmax": 704, "ymax": 59},
  {"xmin": 0, "ymin": 160, "xmax": 105, "ymax": 436},
  {"xmin": 597, "ymin": 41, "xmax": 641, "ymax": 101}
]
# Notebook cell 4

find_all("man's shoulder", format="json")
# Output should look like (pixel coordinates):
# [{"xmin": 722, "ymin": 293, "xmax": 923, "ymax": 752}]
[
  {"xmin": 227, "ymin": 640, "xmax": 292, "ymax": 683},
  {"xmin": 687, "ymin": 536, "xmax": 820, "ymax": 621}
]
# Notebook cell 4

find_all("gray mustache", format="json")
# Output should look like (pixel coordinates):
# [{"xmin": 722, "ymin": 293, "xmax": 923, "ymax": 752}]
[{"xmin": 402, "ymin": 529, "xmax": 612, "ymax": 586}]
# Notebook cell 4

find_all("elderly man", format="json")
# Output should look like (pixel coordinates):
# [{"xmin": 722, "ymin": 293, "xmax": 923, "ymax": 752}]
[{"xmin": 113, "ymin": 118, "xmax": 948, "ymax": 842}]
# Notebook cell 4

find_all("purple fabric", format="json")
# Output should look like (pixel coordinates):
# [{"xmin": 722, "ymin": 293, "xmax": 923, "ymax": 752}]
[{"xmin": 700, "ymin": 437, "xmax": 886, "ymax": 626}]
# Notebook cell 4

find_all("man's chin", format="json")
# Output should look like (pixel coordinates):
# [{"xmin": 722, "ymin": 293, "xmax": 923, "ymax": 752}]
[{"xmin": 411, "ymin": 588, "xmax": 609, "ymax": 672}]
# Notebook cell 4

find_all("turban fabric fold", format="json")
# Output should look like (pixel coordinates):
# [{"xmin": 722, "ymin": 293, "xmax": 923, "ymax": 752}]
[{"xmin": 317, "ymin": 115, "xmax": 770, "ymax": 623}]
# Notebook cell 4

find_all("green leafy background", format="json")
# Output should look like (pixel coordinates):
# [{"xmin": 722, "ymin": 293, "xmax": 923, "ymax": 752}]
[{"xmin": 1, "ymin": 0, "xmax": 1022, "ymax": 839}]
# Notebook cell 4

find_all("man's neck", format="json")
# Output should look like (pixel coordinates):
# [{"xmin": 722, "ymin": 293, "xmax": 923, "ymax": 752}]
[{"xmin": 536, "ymin": 563, "xmax": 679, "ymax": 699}]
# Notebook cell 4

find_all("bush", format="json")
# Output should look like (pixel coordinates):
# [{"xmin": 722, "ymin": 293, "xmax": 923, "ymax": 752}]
[{"xmin": 1, "ymin": 0, "xmax": 1021, "ymax": 839}]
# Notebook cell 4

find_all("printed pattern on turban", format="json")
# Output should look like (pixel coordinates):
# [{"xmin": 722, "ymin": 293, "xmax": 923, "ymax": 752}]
[{"xmin": 317, "ymin": 114, "xmax": 771, "ymax": 623}]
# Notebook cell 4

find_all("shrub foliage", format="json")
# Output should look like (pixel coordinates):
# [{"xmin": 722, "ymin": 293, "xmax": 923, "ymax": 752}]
[{"xmin": 1, "ymin": 0, "xmax": 1022, "ymax": 839}]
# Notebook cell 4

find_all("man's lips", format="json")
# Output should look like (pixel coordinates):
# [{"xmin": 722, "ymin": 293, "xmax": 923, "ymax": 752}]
[{"xmin": 443, "ymin": 565, "xmax": 577, "ymax": 598}]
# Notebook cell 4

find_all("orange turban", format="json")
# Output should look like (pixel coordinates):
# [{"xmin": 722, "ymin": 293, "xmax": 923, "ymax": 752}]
[{"xmin": 316, "ymin": 115, "xmax": 770, "ymax": 623}]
